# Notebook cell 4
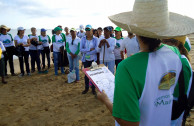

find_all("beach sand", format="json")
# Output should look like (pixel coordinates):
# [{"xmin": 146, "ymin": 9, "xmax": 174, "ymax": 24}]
[{"xmin": 0, "ymin": 35, "xmax": 194, "ymax": 126}]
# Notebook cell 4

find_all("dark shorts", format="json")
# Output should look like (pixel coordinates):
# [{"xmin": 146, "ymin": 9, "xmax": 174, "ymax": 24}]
[{"xmin": 0, "ymin": 58, "xmax": 5, "ymax": 76}]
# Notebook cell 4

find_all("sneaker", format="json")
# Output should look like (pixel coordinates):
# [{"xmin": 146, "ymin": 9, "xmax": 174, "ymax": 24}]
[
  {"xmin": 31, "ymin": 70, "xmax": 35, "ymax": 73},
  {"xmin": 82, "ymin": 89, "xmax": 89, "ymax": 94},
  {"xmin": 38, "ymin": 71, "xmax": 42, "ymax": 74},
  {"xmin": 2, "ymin": 81, "xmax": 7, "ymax": 84},
  {"xmin": 92, "ymin": 90, "xmax": 97, "ymax": 95},
  {"xmin": 27, "ymin": 73, "xmax": 31, "ymax": 76},
  {"xmin": 18, "ymin": 73, "xmax": 24, "ymax": 77},
  {"xmin": 11, "ymin": 73, "xmax": 17, "ymax": 76}
]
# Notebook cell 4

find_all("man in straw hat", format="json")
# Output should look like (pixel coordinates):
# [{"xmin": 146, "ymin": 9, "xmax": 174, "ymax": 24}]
[
  {"xmin": 97, "ymin": 0, "xmax": 194, "ymax": 126},
  {"xmin": 0, "ymin": 25, "xmax": 16, "ymax": 76}
]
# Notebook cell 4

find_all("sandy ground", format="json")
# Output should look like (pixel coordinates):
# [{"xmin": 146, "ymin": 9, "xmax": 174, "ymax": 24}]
[{"xmin": 0, "ymin": 35, "xmax": 194, "ymax": 126}]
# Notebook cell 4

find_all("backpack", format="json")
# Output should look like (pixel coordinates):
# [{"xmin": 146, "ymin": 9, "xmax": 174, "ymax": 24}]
[
  {"xmin": 182, "ymin": 71, "xmax": 194, "ymax": 125},
  {"xmin": 171, "ymin": 69, "xmax": 188, "ymax": 120}
]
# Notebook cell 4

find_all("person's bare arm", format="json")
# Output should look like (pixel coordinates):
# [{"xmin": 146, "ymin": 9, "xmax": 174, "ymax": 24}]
[
  {"xmin": 121, "ymin": 51, "xmax": 124, "ymax": 60},
  {"xmin": 97, "ymin": 90, "xmax": 139, "ymax": 126}
]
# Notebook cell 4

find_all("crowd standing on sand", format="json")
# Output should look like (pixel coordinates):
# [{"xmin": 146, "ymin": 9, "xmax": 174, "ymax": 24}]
[{"xmin": 0, "ymin": 0, "xmax": 194, "ymax": 125}]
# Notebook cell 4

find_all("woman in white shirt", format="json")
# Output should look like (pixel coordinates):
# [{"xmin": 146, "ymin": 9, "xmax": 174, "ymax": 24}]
[
  {"xmin": 14, "ymin": 27, "xmax": 31, "ymax": 77},
  {"xmin": 113, "ymin": 27, "xmax": 124, "ymax": 69}
]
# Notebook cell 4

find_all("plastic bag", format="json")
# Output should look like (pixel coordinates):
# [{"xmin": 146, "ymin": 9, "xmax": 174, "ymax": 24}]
[{"xmin": 67, "ymin": 70, "xmax": 76, "ymax": 83}]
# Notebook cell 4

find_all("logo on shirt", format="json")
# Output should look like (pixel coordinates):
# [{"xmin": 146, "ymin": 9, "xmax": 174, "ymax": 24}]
[
  {"xmin": 42, "ymin": 40, "xmax": 47, "ymax": 43},
  {"xmin": 158, "ymin": 71, "xmax": 176, "ymax": 90},
  {"xmin": 3, "ymin": 39, "xmax": 11, "ymax": 44},
  {"xmin": 57, "ymin": 39, "xmax": 63, "ymax": 43}
]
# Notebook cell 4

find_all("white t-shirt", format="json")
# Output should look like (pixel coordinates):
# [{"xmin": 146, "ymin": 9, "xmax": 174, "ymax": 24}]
[
  {"xmin": 99, "ymin": 35, "xmax": 104, "ymax": 40},
  {"xmin": 53, "ymin": 35, "xmax": 65, "ymax": 52},
  {"xmin": 66, "ymin": 37, "xmax": 80, "ymax": 55},
  {"xmin": 97, "ymin": 37, "xmax": 116, "ymax": 62},
  {"xmin": 0, "ymin": 34, "xmax": 15, "ymax": 47},
  {"xmin": 39, "ymin": 35, "xmax": 51, "ymax": 47},
  {"xmin": 113, "ymin": 38, "xmax": 124, "ymax": 60},
  {"xmin": 65, "ymin": 34, "xmax": 71, "ymax": 39},
  {"xmin": 28, "ymin": 34, "xmax": 43, "ymax": 50},
  {"xmin": 14, "ymin": 35, "xmax": 29, "ymax": 51},
  {"xmin": 77, "ymin": 31, "xmax": 85, "ymax": 38},
  {"xmin": 0, "ymin": 41, "xmax": 6, "ymax": 58},
  {"xmin": 121, "ymin": 36, "xmax": 139, "ymax": 57}
]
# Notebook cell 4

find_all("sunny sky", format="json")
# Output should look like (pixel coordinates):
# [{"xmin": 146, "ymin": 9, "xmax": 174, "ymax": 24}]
[{"xmin": 1, "ymin": 0, "xmax": 194, "ymax": 29}]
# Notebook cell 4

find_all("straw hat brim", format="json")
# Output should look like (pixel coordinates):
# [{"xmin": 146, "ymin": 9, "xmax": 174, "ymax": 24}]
[
  {"xmin": 109, "ymin": 12, "xmax": 194, "ymax": 39},
  {"xmin": 0, "ymin": 27, "xmax": 11, "ymax": 32}
]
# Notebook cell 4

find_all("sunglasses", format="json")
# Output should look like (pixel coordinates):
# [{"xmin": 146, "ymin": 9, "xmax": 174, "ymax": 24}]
[{"xmin": 85, "ymin": 28, "xmax": 91, "ymax": 31}]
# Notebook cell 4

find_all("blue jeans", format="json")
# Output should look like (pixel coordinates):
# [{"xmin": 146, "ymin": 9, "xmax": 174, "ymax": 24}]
[
  {"xmin": 67, "ymin": 55, "xmax": 80, "ymax": 81},
  {"xmin": 53, "ymin": 52, "xmax": 64, "ymax": 75},
  {"xmin": 83, "ymin": 60, "xmax": 95, "ymax": 91},
  {"xmin": 115, "ymin": 59, "xmax": 123, "ymax": 69},
  {"xmin": 29, "ymin": 50, "xmax": 41, "ymax": 72},
  {"xmin": 100, "ymin": 60, "xmax": 115, "ymax": 74},
  {"xmin": 19, "ymin": 51, "xmax": 30, "ymax": 74}
]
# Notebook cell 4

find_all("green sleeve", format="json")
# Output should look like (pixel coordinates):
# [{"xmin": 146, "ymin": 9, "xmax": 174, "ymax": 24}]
[
  {"xmin": 38, "ymin": 36, "xmax": 42, "ymax": 42},
  {"xmin": 75, "ymin": 43, "xmax": 80, "ymax": 55},
  {"xmin": 184, "ymin": 42, "xmax": 191, "ymax": 52},
  {"xmin": 173, "ymin": 57, "xmax": 192, "ymax": 97},
  {"xmin": 47, "ymin": 35, "xmax": 51, "ymax": 43},
  {"xmin": 8, "ymin": 33, "xmax": 13, "ymax": 41},
  {"xmin": 66, "ymin": 42, "xmax": 71, "ymax": 54},
  {"xmin": 61, "ymin": 33, "xmax": 66, "ymax": 42},
  {"xmin": 113, "ymin": 62, "xmax": 141, "ymax": 122},
  {"xmin": 52, "ymin": 35, "xmax": 56, "ymax": 43}
]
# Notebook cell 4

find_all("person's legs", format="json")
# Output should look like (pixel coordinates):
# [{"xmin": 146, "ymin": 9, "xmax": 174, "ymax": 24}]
[
  {"xmin": 24, "ymin": 51, "xmax": 30, "ymax": 74},
  {"xmin": 29, "ymin": 50, "xmax": 35, "ymax": 72},
  {"xmin": 107, "ymin": 60, "xmax": 115, "ymax": 74},
  {"xmin": 42, "ymin": 50, "xmax": 46, "ymax": 69},
  {"xmin": 3, "ymin": 52, "xmax": 8, "ymax": 75},
  {"xmin": 19, "ymin": 55, "xmax": 24, "ymax": 75},
  {"xmin": 58, "ymin": 53, "xmax": 64, "ymax": 74},
  {"xmin": 35, "ymin": 50, "xmax": 41, "ymax": 72},
  {"xmin": 46, "ymin": 51, "xmax": 50, "ymax": 69},
  {"xmin": 7, "ymin": 52, "xmax": 15, "ymax": 75},
  {"xmin": 115, "ymin": 59, "xmax": 122, "ymax": 69},
  {"xmin": 0, "ymin": 58, "xmax": 7, "ymax": 83},
  {"xmin": 53, "ymin": 52, "xmax": 59, "ymax": 75},
  {"xmin": 82, "ymin": 61, "xmax": 93, "ymax": 94},
  {"xmin": 73, "ymin": 56, "xmax": 80, "ymax": 81},
  {"xmin": 67, "ymin": 55, "xmax": 73, "ymax": 72}
]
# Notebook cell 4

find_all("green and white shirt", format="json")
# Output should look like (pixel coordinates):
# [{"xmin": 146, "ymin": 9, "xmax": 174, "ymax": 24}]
[
  {"xmin": 113, "ymin": 44, "xmax": 184, "ymax": 126},
  {"xmin": 28, "ymin": 34, "xmax": 40, "ymax": 50},
  {"xmin": 184, "ymin": 37, "xmax": 191, "ymax": 52},
  {"xmin": 52, "ymin": 34, "xmax": 65, "ymax": 52},
  {"xmin": 38, "ymin": 35, "xmax": 51, "ymax": 47},
  {"xmin": 66, "ymin": 36, "xmax": 80, "ymax": 56},
  {"xmin": 0, "ymin": 33, "xmax": 14, "ymax": 47},
  {"xmin": 113, "ymin": 37, "xmax": 124, "ymax": 60}
]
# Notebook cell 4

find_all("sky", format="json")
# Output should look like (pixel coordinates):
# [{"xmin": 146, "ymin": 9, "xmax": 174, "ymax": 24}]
[{"xmin": 0, "ymin": 0, "xmax": 194, "ymax": 30}]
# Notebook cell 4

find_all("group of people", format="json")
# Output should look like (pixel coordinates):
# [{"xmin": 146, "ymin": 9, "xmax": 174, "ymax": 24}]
[
  {"xmin": 0, "ymin": 1, "xmax": 194, "ymax": 124},
  {"xmin": 0, "ymin": 24, "xmax": 140, "ymax": 86}
]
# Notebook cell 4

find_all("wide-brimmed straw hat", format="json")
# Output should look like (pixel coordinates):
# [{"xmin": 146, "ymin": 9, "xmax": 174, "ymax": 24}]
[
  {"xmin": 0, "ymin": 25, "xmax": 11, "ymax": 32},
  {"xmin": 109, "ymin": 0, "xmax": 194, "ymax": 39}
]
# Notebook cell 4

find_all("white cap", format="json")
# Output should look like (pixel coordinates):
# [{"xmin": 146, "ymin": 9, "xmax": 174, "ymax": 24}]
[
  {"xmin": 79, "ymin": 25, "xmax": 84, "ymax": 30},
  {"xmin": 17, "ymin": 27, "xmax": 25, "ymax": 31}
]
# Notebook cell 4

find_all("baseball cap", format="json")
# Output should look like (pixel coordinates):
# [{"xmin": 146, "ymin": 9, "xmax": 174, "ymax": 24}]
[
  {"xmin": 54, "ymin": 27, "xmax": 62, "ymax": 32},
  {"xmin": 85, "ymin": 25, "xmax": 92, "ymax": 31},
  {"xmin": 114, "ymin": 27, "xmax": 122, "ymax": 31},
  {"xmin": 70, "ymin": 28, "xmax": 76, "ymax": 32},
  {"xmin": 17, "ymin": 27, "xmax": 25, "ymax": 31},
  {"xmin": 41, "ymin": 28, "xmax": 47, "ymax": 32},
  {"xmin": 104, "ymin": 26, "xmax": 112, "ymax": 31}
]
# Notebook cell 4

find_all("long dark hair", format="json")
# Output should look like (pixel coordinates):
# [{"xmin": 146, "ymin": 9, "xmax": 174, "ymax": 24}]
[{"xmin": 139, "ymin": 36, "xmax": 161, "ymax": 52}]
